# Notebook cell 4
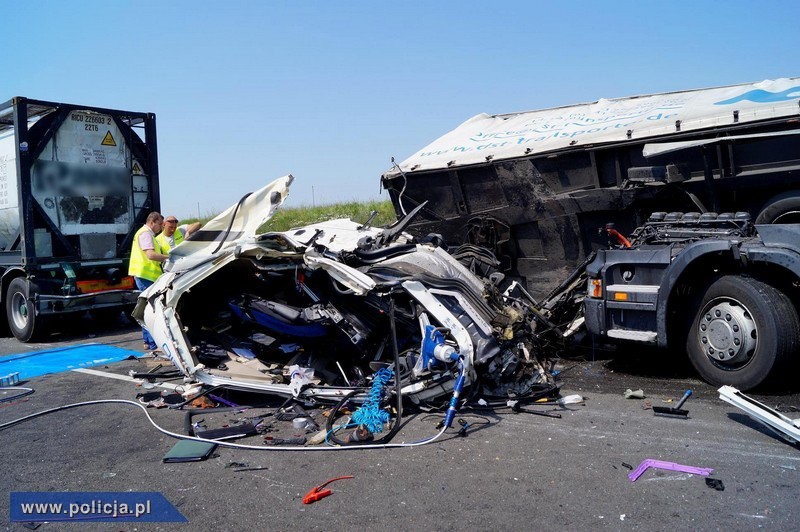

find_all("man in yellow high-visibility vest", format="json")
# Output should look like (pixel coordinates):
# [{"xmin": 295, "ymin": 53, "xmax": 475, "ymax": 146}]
[
  {"xmin": 129, "ymin": 212, "xmax": 169, "ymax": 351},
  {"xmin": 155, "ymin": 215, "xmax": 200, "ymax": 252}
]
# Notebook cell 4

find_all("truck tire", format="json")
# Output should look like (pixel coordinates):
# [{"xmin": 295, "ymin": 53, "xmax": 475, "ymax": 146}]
[
  {"xmin": 686, "ymin": 275, "xmax": 800, "ymax": 390},
  {"xmin": 755, "ymin": 191, "xmax": 800, "ymax": 224},
  {"xmin": 5, "ymin": 277, "xmax": 45, "ymax": 342}
]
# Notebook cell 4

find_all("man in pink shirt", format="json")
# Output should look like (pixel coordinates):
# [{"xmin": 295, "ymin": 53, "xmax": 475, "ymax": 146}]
[{"xmin": 128, "ymin": 212, "xmax": 170, "ymax": 350}]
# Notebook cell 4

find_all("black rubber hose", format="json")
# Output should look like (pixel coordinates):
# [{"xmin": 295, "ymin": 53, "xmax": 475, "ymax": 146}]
[{"xmin": 212, "ymin": 192, "xmax": 252, "ymax": 254}]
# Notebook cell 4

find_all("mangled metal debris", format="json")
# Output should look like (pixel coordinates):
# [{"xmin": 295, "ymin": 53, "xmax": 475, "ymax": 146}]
[{"xmin": 136, "ymin": 176, "xmax": 572, "ymax": 435}]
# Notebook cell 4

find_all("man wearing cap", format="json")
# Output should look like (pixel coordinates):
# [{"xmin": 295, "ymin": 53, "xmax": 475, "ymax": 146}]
[
  {"xmin": 155, "ymin": 216, "xmax": 200, "ymax": 252},
  {"xmin": 129, "ymin": 211, "xmax": 169, "ymax": 351}
]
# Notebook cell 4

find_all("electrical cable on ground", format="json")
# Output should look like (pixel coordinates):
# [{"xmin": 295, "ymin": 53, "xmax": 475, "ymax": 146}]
[
  {"xmin": 0, "ymin": 398, "xmax": 448, "ymax": 452},
  {"xmin": 0, "ymin": 387, "xmax": 34, "ymax": 404}
]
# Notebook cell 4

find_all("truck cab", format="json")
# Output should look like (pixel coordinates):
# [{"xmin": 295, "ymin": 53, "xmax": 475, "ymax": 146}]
[{"xmin": 584, "ymin": 214, "xmax": 800, "ymax": 390}]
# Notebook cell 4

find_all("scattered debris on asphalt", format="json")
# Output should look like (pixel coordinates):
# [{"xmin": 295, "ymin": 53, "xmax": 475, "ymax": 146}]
[
  {"xmin": 623, "ymin": 389, "xmax": 645, "ymax": 399},
  {"xmin": 653, "ymin": 390, "xmax": 692, "ymax": 418},
  {"xmin": 303, "ymin": 476, "xmax": 354, "ymax": 504},
  {"xmin": 163, "ymin": 440, "xmax": 217, "ymax": 463}
]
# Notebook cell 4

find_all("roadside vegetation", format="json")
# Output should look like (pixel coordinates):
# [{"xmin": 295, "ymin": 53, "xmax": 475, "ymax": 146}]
[{"xmin": 183, "ymin": 200, "xmax": 398, "ymax": 233}]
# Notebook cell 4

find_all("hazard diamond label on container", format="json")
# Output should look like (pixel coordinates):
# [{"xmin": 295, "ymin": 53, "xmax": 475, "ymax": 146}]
[{"xmin": 101, "ymin": 131, "xmax": 117, "ymax": 146}]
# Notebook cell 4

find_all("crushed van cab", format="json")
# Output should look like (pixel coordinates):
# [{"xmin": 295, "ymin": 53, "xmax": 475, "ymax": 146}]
[{"xmin": 136, "ymin": 176, "xmax": 563, "ymax": 409}]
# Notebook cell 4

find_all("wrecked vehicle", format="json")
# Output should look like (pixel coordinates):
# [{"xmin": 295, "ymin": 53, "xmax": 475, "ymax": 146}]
[
  {"xmin": 137, "ymin": 176, "xmax": 565, "ymax": 420},
  {"xmin": 381, "ymin": 77, "xmax": 800, "ymax": 390}
]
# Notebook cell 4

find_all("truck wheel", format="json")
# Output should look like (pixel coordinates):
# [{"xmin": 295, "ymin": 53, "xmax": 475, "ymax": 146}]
[
  {"xmin": 5, "ymin": 277, "xmax": 45, "ymax": 342},
  {"xmin": 686, "ymin": 276, "xmax": 800, "ymax": 390},
  {"xmin": 755, "ymin": 191, "xmax": 800, "ymax": 224}
]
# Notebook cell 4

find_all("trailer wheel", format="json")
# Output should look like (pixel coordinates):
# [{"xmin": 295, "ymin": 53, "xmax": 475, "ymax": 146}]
[
  {"xmin": 686, "ymin": 276, "xmax": 800, "ymax": 390},
  {"xmin": 5, "ymin": 277, "xmax": 45, "ymax": 342}
]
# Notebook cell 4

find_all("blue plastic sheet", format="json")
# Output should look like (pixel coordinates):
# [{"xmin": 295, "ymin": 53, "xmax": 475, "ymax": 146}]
[{"xmin": 0, "ymin": 344, "xmax": 141, "ymax": 380}]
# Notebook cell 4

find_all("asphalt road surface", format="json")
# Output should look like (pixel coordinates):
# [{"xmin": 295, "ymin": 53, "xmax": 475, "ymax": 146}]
[{"xmin": 1, "ymin": 319, "xmax": 799, "ymax": 530}]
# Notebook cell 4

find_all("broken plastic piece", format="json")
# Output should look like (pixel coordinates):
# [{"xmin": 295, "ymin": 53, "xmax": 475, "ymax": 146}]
[
  {"xmin": 718, "ymin": 385, "xmax": 800, "ymax": 444},
  {"xmin": 556, "ymin": 394, "xmax": 583, "ymax": 406},
  {"xmin": 288, "ymin": 365, "xmax": 314, "ymax": 397},
  {"xmin": 195, "ymin": 423, "xmax": 257, "ymax": 441},
  {"xmin": 628, "ymin": 459, "xmax": 713, "ymax": 482},
  {"xmin": 302, "ymin": 476, "xmax": 354, "ymax": 504},
  {"xmin": 0, "ymin": 372, "xmax": 20, "ymax": 387}
]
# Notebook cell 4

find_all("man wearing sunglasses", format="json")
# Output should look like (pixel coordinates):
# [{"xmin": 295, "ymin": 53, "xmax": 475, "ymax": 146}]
[{"xmin": 155, "ymin": 216, "xmax": 201, "ymax": 252}]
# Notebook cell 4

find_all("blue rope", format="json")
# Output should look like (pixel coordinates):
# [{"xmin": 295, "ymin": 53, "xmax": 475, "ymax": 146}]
[{"xmin": 351, "ymin": 367, "xmax": 394, "ymax": 433}]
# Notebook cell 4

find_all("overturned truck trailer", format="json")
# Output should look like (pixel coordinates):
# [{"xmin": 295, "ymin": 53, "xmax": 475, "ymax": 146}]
[{"xmin": 381, "ymin": 78, "xmax": 800, "ymax": 300}]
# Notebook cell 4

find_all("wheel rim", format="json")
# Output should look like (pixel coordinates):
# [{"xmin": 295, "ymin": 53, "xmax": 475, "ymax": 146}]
[
  {"xmin": 696, "ymin": 297, "xmax": 758, "ymax": 369},
  {"xmin": 10, "ymin": 290, "xmax": 30, "ymax": 331},
  {"xmin": 772, "ymin": 210, "xmax": 800, "ymax": 224}
]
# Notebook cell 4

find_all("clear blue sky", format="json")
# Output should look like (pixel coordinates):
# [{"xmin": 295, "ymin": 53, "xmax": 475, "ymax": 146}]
[{"xmin": 3, "ymin": 1, "xmax": 799, "ymax": 218}]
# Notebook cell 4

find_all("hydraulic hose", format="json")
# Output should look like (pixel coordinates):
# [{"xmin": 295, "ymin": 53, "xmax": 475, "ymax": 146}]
[{"xmin": 443, "ymin": 361, "xmax": 467, "ymax": 428}]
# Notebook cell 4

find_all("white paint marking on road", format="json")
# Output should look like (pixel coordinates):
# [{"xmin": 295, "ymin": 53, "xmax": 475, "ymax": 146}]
[
  {"xmin": 642, "ymin": 473, "xmax": 694, "ymax": 482},
  {"xmin": 500, "ymin": 417, "xmax": 800, "ymax": 462},
  {"xmin": 72, "ymin": 367, "xmax": 182, "ymax": 391}
]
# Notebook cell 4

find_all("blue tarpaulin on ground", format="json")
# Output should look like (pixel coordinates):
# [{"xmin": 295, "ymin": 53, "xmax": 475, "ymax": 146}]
[{"xmin": 0, "ymin": 344, "xmax": 141, "ymax": 380}]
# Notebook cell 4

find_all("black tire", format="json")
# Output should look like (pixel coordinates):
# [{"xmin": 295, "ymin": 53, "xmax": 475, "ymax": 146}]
[
  {"xmin": 5, "ymin": 277, "xmax": 46, "ymax": 342},
  {"xmin": 686, "ymin": 275, "xmax": 800, "ymax": 390},
  {"xmin": 755, "ymin": 191, "xmax": 800, "ymax": 224}
]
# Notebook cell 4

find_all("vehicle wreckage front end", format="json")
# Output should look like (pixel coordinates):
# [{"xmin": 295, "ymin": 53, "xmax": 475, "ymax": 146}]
[{"xmin": 137, "ymin": 177, "xmax": 557, "ymax": 409}]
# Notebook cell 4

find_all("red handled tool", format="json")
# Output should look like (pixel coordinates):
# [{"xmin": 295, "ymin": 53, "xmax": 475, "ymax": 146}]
[{"xmin": 302, "ymin": 476, "xmax": 354, "ymax": 504}]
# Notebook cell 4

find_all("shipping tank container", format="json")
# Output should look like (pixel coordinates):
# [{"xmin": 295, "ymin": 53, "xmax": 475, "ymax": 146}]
[{"xmin": 0, "ymin": 97, "xmax": 159, "ymax": 341}]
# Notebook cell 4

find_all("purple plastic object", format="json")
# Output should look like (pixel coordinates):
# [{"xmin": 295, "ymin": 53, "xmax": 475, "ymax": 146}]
[
  {"xmin": 208, "ymin": 394, "xmax": 238, "ymax": 407},
  {"xmin": 628, "ymin": 459, "xmax": 713, "ymax": 482}
]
